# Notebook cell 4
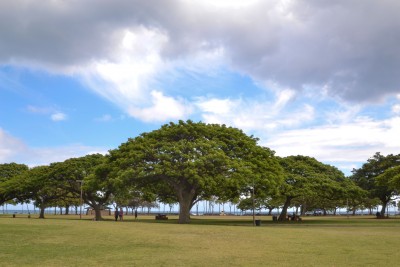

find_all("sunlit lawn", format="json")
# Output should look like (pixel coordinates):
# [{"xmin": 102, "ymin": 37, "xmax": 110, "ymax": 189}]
[{"xmin": 0, "ymin": 214, "xmax": 399, "ymax": 266}]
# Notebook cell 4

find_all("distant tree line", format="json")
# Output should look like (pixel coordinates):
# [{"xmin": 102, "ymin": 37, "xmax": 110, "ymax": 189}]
[{"xmin": 1, "ymin": 121, "xmax": 399, "ymax": 223}]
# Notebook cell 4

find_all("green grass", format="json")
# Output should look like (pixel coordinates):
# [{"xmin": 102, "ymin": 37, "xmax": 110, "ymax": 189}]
[{"xmin": 0, "ymin": 214, "xmax": 399, "ymax": 266}]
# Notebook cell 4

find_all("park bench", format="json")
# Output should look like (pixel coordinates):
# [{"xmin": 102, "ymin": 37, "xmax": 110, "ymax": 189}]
[{"xmin": 155, "ymin": 214, "xmax": 168, "ymax": 220}]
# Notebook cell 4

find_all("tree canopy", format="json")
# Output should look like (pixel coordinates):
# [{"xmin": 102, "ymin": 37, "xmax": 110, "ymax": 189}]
[
  {"xmin": 108, "ymin": 120, "xmax": 283, "ymax": 223},
  {"xmin": 0, "ymin": 163, "xmax": 29, "ymax": 205},
  {"xmin": 51, "ymin": 154, "xmax": 113, "ymax": 221},
  {"xmin": 277, "ymin": 155, "xmax": 346, "ymax": 220},
  {"xmin": 0, "ymin": 121, "xmax": 397, "ymax": 222},
  {"xmin": 351, "ymin": 152, "xmax": 400, "ymax": 216}
]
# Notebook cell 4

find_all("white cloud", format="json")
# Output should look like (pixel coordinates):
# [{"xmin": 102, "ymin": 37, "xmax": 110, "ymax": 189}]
[
  {"xmin": 273, "ymin": 89, "xmax": 296, "ymax": 110},
  {"xmin": 0, "ymin": 128, "xmax": 108, "ymax": 166},
  {"xmin": 266, "ymin": 116, "xmax": 400, "ymax": 164},
  {"xmin": 27, "ymin": 105, "xmax": 68, "ymax": 122},
  {"xmin": 76, "ymin": 27, "xmax": 219, "ymax": 123},
  {"xmin": 127, "ymin": 91, "xmax": 193, "ymax": 122},
  {"xmin": 25, "ymin": 145, "xmax": 108, "ymax": 167},
  {"xmin": 1, "ymin": 0, "xmax": 400, "ymax": 173},
  {"xmin": 2, "ymin": 0, "xmax": 399, "ymax": 113},
  {"xmin": 51, "ymin": 112, "xmax": 67, "ymax": 121},
  {"xmin": 26, "ymin": 105, "xmax": 52, "ymax": 114},
  {"xmin": 0, "ymin": 129, "xmax": 27, "ymax": 163},
  {"xmin": 324, "ymin": 104, "xmax": 362, "ymax": 125},
  {"xmin": 196, "ymin": 98, "xmax": 236, "ymax": 115},
  {"xmin": 196, "ymin": 92, "xmax": 314, "ymax": 132},
  {"xmin": 78, "ymin": 27, "xmax": 168, "ymax": 108},
  {"xmin": 95, "ymin": 114, "xmax": 113, "ymax": 122},
  {"xmin": 76, "ymin": 27, "xmax": 225, "ymax": 123},
  {"xmin": 392, "ymin": 104, "xmax": 400, "ymax": 114}
]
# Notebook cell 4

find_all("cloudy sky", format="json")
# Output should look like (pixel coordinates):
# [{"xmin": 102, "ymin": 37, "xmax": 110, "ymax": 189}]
[{"xmin": 1, "ymin": 0, "xmax": 400, "ymax": 175}]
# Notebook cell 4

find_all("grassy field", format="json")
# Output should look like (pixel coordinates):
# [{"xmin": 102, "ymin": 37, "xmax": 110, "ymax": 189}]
[{"xmin": 0, "ymin": 214, "xmax": 399, "ymax": 266}]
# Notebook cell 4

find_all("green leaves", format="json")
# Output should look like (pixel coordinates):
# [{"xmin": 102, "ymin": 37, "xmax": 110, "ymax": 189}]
[
  {"xmin": 376, "ymin": 165, "xmax": 400, "ymax": 191},
  {"xmin": 0, "ymin": 163, "xmax": 29, "ymax": 204},
  {"xmin": 277, "ymin": 155, "xmax": 348, "ymax": 213},
  {"xmin": 109, "ymin": 120, "xmax": 283, "ymax": 223},
  {"xmin": 351, "ymin": 152, "xmax": 400, "ymax": 214}
]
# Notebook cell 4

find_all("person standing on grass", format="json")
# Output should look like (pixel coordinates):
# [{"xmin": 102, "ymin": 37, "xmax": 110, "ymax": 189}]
[
  {"xmin": 119, "ymin": 207, "xmax": 123, "ymax": 221},
  {"xmin": 135, "ymin": 209, "xmax": 138, "ymax": 220},
  {"xmin": 114, "ymin": 208, "xmax": 119, "ymax": 221}
]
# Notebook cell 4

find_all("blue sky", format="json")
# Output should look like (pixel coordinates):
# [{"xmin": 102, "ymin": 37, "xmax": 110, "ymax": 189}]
[{"xmin": 1, "ymin": 0, "xmax": 400, "ymax": 175}]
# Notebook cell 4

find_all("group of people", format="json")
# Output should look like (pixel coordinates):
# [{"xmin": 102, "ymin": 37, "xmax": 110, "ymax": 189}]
[
  {"xmin": 114, "ymin": 208, "xmax": 124, "ymax": 221},
  {"xmin": 114, "ymin": 207, "xmax": 138, "ymax": 221}
]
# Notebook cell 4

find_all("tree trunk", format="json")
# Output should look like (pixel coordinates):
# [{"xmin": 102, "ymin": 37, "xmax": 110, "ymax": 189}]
[
  {"xmin": 380, "ymin": 201, "xmax": 388, "ymax": 217},
  {"xmin": 300, "ymin": 204, "xmax": 307, "ymax": 216},
  {"xmin": 178, "ymin": 199, "xmax": 192, "ymax": 224},
  {"xmin": 91, "ymin": 204, "xmax": 103, "ymax": 221},
  {"xmin": 65, "ymin": 205, "xmax": 70, "ymax": 215},
  {"xmin": 177, "ymin": 190, "xmax": 196, "ymax": 224},
  {"xmin": 94, "ymin": 208, "xmax": 102, "ymax": 221},
  {"xmin": 278, "ymin": 197, "xmax": 292, "ymax": 221},
  {"xmin": 39, "ymin": 206, "xmax": 45, "ymax": 219}
]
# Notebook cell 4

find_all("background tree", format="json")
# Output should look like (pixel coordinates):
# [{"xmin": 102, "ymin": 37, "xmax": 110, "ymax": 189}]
[
  {"xmin": 50, "ymin": 154, "xmax": 113, "ymax": 220},
  {"xmin": 261, "ymin": 197, "xmax": 284, "ymax": 215},
  {"xmin": 351, "ymin": 152, "xmax": 400, "ymax": 217},
  {"xmin": 15, "ymin": 165, "xmax": 64, "ymax": 219},
  {"xmin": 109, "ymin": 120, "xmax": 283, "ymax": 223},
  {"xmin": 0, "ymin": 163, "xmax": 29, "ymax": 205},
  {"xmin": 302, "ymin": 174, "xmax": 363, "ymax": 216},
  {"xmin": 277, "ymin": 156, "xmax": 345, "ymax": 220},
  {"xmin": 377, "ymin": 165, "xmax": 400, "ymax": 193},
  {"xmin": 333, "ymin": 178, "xmax": 367, "ymax": 215}
]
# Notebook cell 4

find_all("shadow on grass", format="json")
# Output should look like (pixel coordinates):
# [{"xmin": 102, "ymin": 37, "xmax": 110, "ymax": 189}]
[
  {"xmin": 2, "ymin": 214, "xmax": 400, "ymax": 227},
  {"xmin": 133, "ymin": 216, "xmax": 400, "ymax": 228}
]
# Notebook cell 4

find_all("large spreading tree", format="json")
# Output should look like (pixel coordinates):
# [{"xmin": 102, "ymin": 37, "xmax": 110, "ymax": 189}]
[
  {"xmin": 10, "ymin": 165, "xmax": 63, "ymax": 219},
  {"xmin": 51, "ymin": 154, "xmax": 113, "ymax": 221},
  {"xmin": 277, "ymin": 155, "xmax": 346, "ymax": 220},
  {"xmin": 108, "ymin": 120, "xmax": 283, "ymax": 223},
  {"xmin": 351, "ymin": 152, "xmax": 400, "ymax": 216}
]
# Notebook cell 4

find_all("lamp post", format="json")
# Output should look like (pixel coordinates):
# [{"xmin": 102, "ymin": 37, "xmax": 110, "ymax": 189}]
[
  {"xmin": 77, "ymin": 180, "xmax": 83, "ymax": 219},
  {"xmin": 252, "ymin": 177, "xmax": 255, "ymax": 226}
]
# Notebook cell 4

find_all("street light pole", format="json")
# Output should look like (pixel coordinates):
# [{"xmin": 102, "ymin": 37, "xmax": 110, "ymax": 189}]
[
  {"xmin": 252, "ymin": 178, "xmax": 255, "ymax": 226},
  {"xmin": 77, "ymin": 180, "xmax": 83, "ymax": 220}
]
